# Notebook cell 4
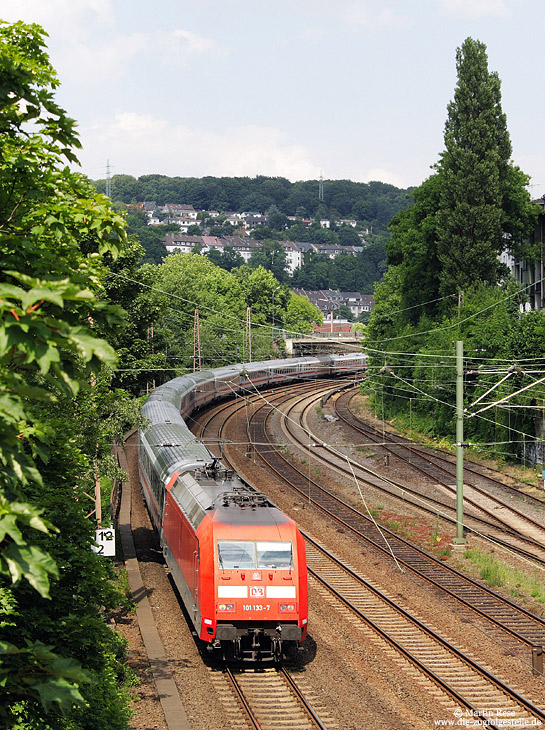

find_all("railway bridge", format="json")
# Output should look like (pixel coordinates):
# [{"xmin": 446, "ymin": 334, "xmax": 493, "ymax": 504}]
[{"xmin": 284, "ymin": 331, "xmax": 363, "ymax": 356}]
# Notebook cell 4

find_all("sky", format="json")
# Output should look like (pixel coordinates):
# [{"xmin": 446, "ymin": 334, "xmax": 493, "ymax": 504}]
[{"xmin": 2, "ymin": 0, "xmax": 545, "ymax": 192}]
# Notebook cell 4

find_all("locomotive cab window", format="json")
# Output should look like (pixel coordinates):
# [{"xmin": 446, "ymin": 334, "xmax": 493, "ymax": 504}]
[
  {"xmin": 217, "ymin": 540, "xmax": 293, "ymax": 569},
  {"xmin": 217, "ymin": 541, "xmax": 255, "ymax": 569},
  {"xmin": 257, "ymin": 541, "xmax": 292, "ymax": 569}
]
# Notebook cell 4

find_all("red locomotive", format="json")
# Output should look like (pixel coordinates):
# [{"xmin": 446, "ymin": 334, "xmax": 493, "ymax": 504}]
[{"xmin": 139, "ymin": 355, "xmax": 366, "ymax": 660}]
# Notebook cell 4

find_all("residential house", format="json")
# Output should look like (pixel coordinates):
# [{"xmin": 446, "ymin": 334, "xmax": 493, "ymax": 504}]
[
  {"xmin": 142, "ymin": 201, "xmax": 157, "ymax": 216},
  {"xmin": 502, "ymin": 196, "xmax": 545, "ymax": 310},
  {"xmin": 221, "ymin": 236, "xmax": 260, "ymax": 263},
  {"xmin": 293, "ymin": 289, "xmax": 374, "ymax": 318},
  {"xmin": 278, "ymin": 241, "xmax": 304, "ymax": 274},
  {"xmin": 162, "ymin": 234, "xmax": 210, "ymax": 254},
  {"xmin": 242, "ymin": 214, "xmax": 268, "ymax": 231},
  {"xmin": 162, "ymin": 204, "xmax": 198, "ymax": 219},
  {"xmin": 309, "ymin": 244, "xmax": 364, "ymax": 258}
]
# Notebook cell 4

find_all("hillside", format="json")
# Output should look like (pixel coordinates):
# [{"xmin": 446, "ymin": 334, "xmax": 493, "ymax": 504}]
[{"xmin": 91, "ymin": 174, "xmax": 411, "ymax": 237}]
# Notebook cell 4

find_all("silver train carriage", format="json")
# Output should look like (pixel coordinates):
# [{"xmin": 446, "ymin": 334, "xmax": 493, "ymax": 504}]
[
  {"xmin": 140, "ymin": 353, "xmax": 367, "ymax": 488},
  {"xmin": 138, "ymin": 353, "xmax": 366, "ymax": 659}
]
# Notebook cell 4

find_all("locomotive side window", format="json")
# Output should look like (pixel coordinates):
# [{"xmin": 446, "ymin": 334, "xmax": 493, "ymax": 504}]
[
  {"xmin": 257, "ymin": 541, "xmax": 292, "ymax": 569},
  {"xmin": 218, "ymin": 541, "xmax": 255, "ymax": 569}
]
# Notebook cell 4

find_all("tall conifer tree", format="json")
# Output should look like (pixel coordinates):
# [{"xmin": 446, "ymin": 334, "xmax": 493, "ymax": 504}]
[{"xmin": 437, "ymin": 37, "xmax": 535, "ymax": 297}]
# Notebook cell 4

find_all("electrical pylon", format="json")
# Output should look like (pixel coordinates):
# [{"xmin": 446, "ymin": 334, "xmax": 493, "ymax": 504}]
[
  {"xmin": 246, "ymin": 307, "xmax": 252, "ymax": 362},
  {"xmin": 193, "ymin": 308, "xmax": 202, "ymax": 371},
  {"xmin": 105, "ymin": 159, "xmax": 112, "ymax": 199}
]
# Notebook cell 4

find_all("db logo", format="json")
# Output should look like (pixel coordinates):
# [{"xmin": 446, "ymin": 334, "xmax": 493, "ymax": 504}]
[{"xmin": 250, "ymin": 587, "xmax": 265, "ymax": 597}]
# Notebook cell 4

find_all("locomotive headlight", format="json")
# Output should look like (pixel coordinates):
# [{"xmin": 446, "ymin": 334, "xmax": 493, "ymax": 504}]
[
  {"xmin": 218, "ymin": 603, "xmax": 235, "ymax": 612},
  {"xmin": 279, "ymin": 603, "xmax": 296, "ymax": 612}
]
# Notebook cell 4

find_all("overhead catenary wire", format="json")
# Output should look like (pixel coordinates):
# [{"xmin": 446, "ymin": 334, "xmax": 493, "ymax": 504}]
[
  {"xmin": 110, "ymin": 257, "xmax": 545, "ymax": 454},
  {"xmin": 364, "ymin": 274, "xmax": 545, "ymax": 345},
  {"xmin": 364, "ymin": 366, "xmax": 545, "ymax": 449},
  {"xmin": 222, "ymin": 378, "xmax": 545, "ymax": 576}
]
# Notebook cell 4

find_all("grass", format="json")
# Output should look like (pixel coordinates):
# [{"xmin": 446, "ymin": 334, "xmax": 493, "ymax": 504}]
[
  {"xmin": 375, "ymin": 509, "xmax": 453, "ymax": 557},
  {"xmin": 464, "ymin": 548, "xmax": 545, "ymax": 602},
  {"xmin": 111, "ymin": 565, "xmax": 137, "ymax": 613},
  {"xmin": 356, "ymin": 445, "xmax": 375, "ymax": 457},
  {"xmin": 368, "ymin": 504, "xmax": 384, "ymax": 518}
]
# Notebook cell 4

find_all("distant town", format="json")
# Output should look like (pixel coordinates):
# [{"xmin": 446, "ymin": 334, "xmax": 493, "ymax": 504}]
[{"xmin": 127, "ymin": 200, "xmax": 376, "ymax": 320}]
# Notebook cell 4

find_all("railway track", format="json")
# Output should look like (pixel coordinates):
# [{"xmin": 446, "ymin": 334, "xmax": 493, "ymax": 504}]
[
  {"xmin": 223, "ymin": 390, "xmax": 545, "ymax": 655},
  {"xmin": 192, "ymin": 378, "xmax": 347, "ymax": 457},
  {"xmin": 188, "ymin": 382, "xmax": 545, "ymax": 724},
  {"xmin": 285, "ymin": 388, "xmax": 545, "ymax": 561},
  {"xmin": 334, "ymin": 390, "xmax": 545, "ymax": 537},
  {"xmin": 207, "ymin": 665, "xmax": 333, "ymax": 730},
  {"xmin": 305, "ymin": 536, "xmax": 545, "ymax": 729},
  {"xmin": 335, "ymin": 390, "xmax": 545, "ymax": 507}
]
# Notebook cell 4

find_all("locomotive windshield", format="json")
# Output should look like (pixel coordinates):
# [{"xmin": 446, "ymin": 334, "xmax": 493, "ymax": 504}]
[
  {"xmin": 256, "ymin": 541, "xmax": 292, "ymax": 569},
  {"xmin": 218, "ymin": 540, "xmax": 293, "ymax": 570}
]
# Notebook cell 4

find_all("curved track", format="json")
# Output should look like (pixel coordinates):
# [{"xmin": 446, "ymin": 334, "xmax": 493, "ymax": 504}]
[
  {"xmin": 191, "ymin": 383, "xmax": 545, "ymax": 722},
  {"xmin": 334, "ymin": 390, "xmax": 545, "ymax": 535},
  {"xmin": 192, "ymin": 384, "xmax": 545, "ymax": 652},
  {"xmin": 336, "ymin": 390, "xmax": 545, "ymax": 506},
  {"xmin": 286, "ymin": 388, "xmax": 545, "ymax": 561}
]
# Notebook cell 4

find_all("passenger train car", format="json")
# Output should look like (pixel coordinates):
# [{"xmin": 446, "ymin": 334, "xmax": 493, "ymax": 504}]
[{"xmin": 139, "ymin": 353, "xmax": 367, "ymax": 660}]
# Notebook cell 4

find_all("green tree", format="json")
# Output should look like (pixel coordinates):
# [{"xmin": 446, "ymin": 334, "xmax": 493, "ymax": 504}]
[
  {"xmin": 385, "ymin": 173, "xmax": 443, "ymax": 325},
  {"xmin": 436, "ymin": 37, "xmax": 537, "ymax": 298},
  {"xmin": 284, "ymin": 293, "xmax": 323, "ymax": 335},
  {"xmin": 252, "ymin": 225, "xmax": 280, "ymax": 241},
  {"xmin": 152, "ymin": 253, "xmax": 246, "ymax": 368},
  {"xmin": 249, "ymin": 240, "xmax": 289, "ymax": 282},
  {"xmin": 369, "ymin": 37, "xmax": 537, "ymax": 349},
  {"xmin": 104, "ymin": 237, "xmax": 171, "ymax": 394},
  {"xmin": 206, "ymin": 246, "xmax": 244, "ymax": 272},
  {"xmin": 206, "ymin": 248, "xmax": 223, "ymax": 267},
  {"xmin": 337, "ymin": 226, "xmax": 361, "ymax": 246},
  {"xmin": 268, "ymin": 212, "xmax": 288, "ymax": 231},
  {"xmin": 124, "ymin": 209, "xmax": 166, "ymax": 264},
  {"xmin": 235, "ymin": 266, "xmax": 289, "ymax": 326},
  {"xmin": 334, "ymin": 304, "xmax": 354, "ymax": 321},
  {"xmin": 92, "ymin": 176, "xmax": 411, "ymax": 240},
  {"xmin": 0, "ymin": 20, "xmax": 132, "ymax": 728}
]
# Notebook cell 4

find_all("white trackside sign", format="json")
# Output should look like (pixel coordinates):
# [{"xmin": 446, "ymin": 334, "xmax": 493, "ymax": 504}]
[{"xmin": 92, "ymin": 528, "xmax": 115, "ymax": 556}]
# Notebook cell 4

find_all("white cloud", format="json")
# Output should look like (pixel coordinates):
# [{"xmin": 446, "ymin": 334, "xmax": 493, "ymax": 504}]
[
  {"xmin": 77, "ymin": 112, "xmax": 321, "ymax": 181},
  {"xmin": 161, "ymin": 29, "xmax": 220, "ymax": 65},
  {"xmin": 438, "ymin": 0, "xmax": 511, "ymax": 18},
  {"xmin": 358, "ymin": 168, "xmax": 410, "ymax": 188},
  {"xmin": 1, "ymin": 0, "xmax": 114, "ymax": 28},
  {"xmin": 344, "ymin": 2, "xmax": 411, "ymax": 28},
  {"xmin": 57, "ymin": 33, "xmax": 150, "ymax": 84},
  {"xmin": 54, "ymin": 27, "xmax": 221, "ymax": 84},
  {"xmin": 1, "ymin": 4, "xmax": 221, "ymax": 83}
]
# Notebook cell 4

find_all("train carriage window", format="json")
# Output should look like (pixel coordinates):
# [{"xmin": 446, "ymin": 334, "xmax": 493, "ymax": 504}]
[
  {"xmin": 257, "ymin": 541, "xmax": 292, "ymax": 569},
  {"xmin": 218, "ymin": 540, "xmax": 255, "ymax": 569}
]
